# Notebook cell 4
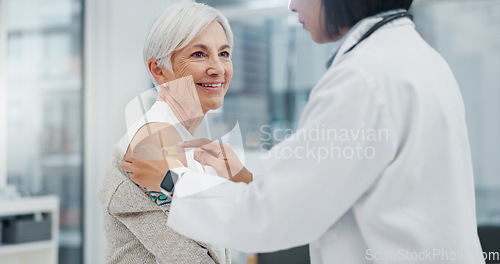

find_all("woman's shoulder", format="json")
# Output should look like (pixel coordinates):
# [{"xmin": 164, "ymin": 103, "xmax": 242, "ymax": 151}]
[
  {"xmin": 98, "ymin": 146, "xmax": 159, "ymax": 215},
  {"xmin": 128, "ymin": 122, "xmax": 183, "ymax": 158},
  {"xmin": 125, "ymin": 99, "xmax": 188, "ymax": 158}
]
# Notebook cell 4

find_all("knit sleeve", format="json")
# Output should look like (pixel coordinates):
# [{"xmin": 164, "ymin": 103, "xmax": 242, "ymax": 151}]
[{"xmin": 108, "ymin": 179, "xmax": 218, "ymax": 264}]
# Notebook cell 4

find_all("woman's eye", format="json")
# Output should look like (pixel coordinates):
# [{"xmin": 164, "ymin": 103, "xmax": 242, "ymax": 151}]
[
  {"xmin": 191, "ymin": 51, "xmax": 205, "ymax": 58},
  {"xmin": 220, "ymin": 51, "xmax": 230, "ymax": 58}
]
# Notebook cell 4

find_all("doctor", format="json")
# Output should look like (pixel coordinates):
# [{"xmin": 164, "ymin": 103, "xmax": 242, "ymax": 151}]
[{"xmin": 123, "ymin": 0, "xmax": 486, "ymax": 263}]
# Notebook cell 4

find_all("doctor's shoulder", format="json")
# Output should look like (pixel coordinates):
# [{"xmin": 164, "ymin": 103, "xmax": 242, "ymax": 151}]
[{"xmin": 311, "ymin": 53, "xmax": 381, "ymax": 97}]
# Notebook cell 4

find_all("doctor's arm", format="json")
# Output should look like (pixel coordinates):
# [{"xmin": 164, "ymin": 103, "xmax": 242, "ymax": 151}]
[
  {"xmin": 124, "ymin": 140, "xmax": 252, "ymax": 189},
  {"xmin": 163, "ymin": 66, "xmax": 399, "ymax": 253}
]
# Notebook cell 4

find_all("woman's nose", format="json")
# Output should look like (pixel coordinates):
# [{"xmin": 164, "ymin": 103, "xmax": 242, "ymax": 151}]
[{"xmin": 207, "ymin": 58, "xmax": 225, "ymax": 76}]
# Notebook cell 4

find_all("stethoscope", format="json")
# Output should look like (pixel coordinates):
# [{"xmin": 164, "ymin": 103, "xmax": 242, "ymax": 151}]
[{"xmin": 344, "ymin": 11, "xmax": 413, "ymax": 54}]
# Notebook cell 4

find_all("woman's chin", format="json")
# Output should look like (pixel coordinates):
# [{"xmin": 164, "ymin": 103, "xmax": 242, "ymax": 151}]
[{"xmin": 201, "ymin": 99, "xmax": 224, "ymax": 112}]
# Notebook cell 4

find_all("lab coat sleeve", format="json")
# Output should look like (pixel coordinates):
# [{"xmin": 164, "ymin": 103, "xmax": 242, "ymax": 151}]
[{"xmin": 167, "ymin": 65, "xmax": 399, "ymax": 253}]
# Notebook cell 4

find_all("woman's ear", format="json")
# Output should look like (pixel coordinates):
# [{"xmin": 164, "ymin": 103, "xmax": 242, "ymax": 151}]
[{"xmin": 148, "ymin": 58, "xmax": 172, "ymax": 84}]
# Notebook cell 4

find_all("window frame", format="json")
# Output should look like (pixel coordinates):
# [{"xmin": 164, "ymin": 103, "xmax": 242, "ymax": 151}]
[{"xmin": 0, "ymin": 0, "xmax": 7, "ymax": 189}]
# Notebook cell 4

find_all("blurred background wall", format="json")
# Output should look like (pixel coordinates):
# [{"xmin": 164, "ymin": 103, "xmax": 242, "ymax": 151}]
[{"xmin": 0, "ymin": 0, "xmax": 498, "ymax": 263}]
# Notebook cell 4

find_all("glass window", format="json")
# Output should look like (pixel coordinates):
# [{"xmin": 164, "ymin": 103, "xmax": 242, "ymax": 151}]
[
  {"xmin": 2, "ymin": 0, "xmax": 84, "ymax": 263},
  {"xmin": 223, "ymin": 13, "xmax": 337, "ymax": 150}
]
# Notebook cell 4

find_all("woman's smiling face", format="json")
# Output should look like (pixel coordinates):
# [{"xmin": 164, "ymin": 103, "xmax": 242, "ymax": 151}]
[{"xmin": 166, "ymin": 22, "xmax": 233, "ymax": 113}]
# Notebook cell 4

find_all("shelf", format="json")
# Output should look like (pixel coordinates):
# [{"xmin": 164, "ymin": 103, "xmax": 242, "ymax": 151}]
[
  {"xmin": 0, "ymin": 196, "xmax": 59, "ymax": 216},
  {"xmin": 0, "ymin": 241, "xmax": 54, "ymax": 255},
  {"xmin": 0, "ymin": 196, "xmax": 59, "ymax": 264}
]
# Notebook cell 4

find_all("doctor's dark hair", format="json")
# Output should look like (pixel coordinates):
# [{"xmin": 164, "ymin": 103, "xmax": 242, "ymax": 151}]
[{"xmin": 322, "ymin": 0, "xmax": 414, "ymax": 37}]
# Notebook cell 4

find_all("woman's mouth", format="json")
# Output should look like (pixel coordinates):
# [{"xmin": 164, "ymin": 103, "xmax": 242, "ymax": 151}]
[{"xmin": 197, "ymin": 82, "xmax": 223, "ymax": 92}]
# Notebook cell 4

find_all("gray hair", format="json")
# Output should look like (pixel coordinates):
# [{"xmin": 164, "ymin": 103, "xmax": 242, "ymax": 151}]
[{"xmin": 143, "ymin": 1, "xmax": 234, "ymax": 84}]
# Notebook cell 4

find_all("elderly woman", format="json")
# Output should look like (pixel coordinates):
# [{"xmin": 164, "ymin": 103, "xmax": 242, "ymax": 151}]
[{"xmin": 98, "ymin": 2, "xmax": 234, "ymax": 263}]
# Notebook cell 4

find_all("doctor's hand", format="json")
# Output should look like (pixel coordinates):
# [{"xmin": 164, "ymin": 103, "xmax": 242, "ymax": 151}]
[
  {"xmin": 121, "ymin": 151, "xmax": 181, "ymax": 192},
  {"xmin": 180, "ymin": 139, "xmax": 253, "ymax": 184}
]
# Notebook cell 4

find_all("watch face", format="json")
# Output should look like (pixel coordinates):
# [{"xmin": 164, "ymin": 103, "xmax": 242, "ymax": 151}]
[{"xmin": 161, "ymin": 170, "xmax": 175, "ymax": 192}]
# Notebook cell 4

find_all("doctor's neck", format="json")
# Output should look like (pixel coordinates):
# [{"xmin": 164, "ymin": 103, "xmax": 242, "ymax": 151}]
[{"xmin": 329, "ymin": 27, "xmax": 351, "ymax": 43}]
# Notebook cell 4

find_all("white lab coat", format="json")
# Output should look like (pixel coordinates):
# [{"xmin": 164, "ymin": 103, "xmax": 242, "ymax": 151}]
[{"xmin": 167, "ymin": 16, "xmax": 486, "ymax": 264}]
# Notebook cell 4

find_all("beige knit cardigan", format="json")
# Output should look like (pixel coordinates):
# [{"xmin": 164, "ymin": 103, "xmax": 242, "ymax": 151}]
[{"xmin": 98, "ymin": 146, "xmax": 231, "ymax": 264}]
